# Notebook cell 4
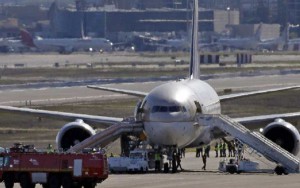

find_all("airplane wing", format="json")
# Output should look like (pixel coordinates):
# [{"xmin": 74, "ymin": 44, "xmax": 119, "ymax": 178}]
[
  {"xmin": 0, "ymin": 105, "xmax": 123, "ymax": 127},
  {"xmin": 87, "ymin": 85, "xmax": 300, "ymax": 100},
  {"xmin": 219, "ymin": 85, "xmax": 300, "ymax": 101},
  {"xmin": 87, "ymin": 85, "xmax": 148, "ymax": 97},
  {"xmin": 234, "ymin": 112, "xmax": 300, "ymax": 129}
]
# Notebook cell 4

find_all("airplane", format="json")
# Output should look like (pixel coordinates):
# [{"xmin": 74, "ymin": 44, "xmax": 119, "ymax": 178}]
[
  {"xmin": 20, "ymin": 29, "xmax": 113, "ymax": 54},
  {"xmin": 258, "ymin": 25, "xmax": 289, "ymax": 51},
  {"xmin": 217, "ymin": 23, "xmax": 262, "ymax": 50},
  {"xmin": 0, "ymin": 38, "xmax": 27, "ymax": 52},
  {"xmin": 283, "ymin": 23, "xmax": 300, "ymax": 51},
  {"xmin": 0, "ymin": 0, "xmax": 300, "ymax": 173}
]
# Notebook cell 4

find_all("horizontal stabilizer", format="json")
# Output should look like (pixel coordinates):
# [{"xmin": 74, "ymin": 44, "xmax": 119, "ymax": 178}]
[
  {"xmin": 219, "ymin": 85, "xmax": 300, "ymax": 101},
  {"xmin": 87, "ymin": 85, "xmax": 148, "ymax": 97}
]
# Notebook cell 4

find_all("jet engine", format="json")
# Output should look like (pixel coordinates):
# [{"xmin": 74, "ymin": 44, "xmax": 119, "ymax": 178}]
[
  {"xmin": 56, "ymin": 119, "xmax": 96, "ymax": 150},
  {"xmin": 262, "ymin": 119, "xmax": 300, "ymax": 155}
]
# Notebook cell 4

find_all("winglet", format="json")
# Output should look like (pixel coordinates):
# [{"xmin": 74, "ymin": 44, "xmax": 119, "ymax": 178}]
[{"xmin": 189, "ymin": 0, "xmax": 199, "ymax": 79}]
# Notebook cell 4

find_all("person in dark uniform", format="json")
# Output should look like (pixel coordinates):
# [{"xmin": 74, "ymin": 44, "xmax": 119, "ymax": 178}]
[
  {"xmin": 196, "ymin": 147, "xmax": 203, "ymax": 157},
  {"xmin": 214, "ymin": 142, "xmax": 219, "ymax": 157},
  {"xmin": 176, "ymin": 153, "xmax": 183, "ymax": 171},
  {"xmin": 172, "ymin": 152, "xmax": 177, "ymax": 173},
  {"xmin": 202, "ymin": 153, "xmax": 207, "ymax": 170},
  {"xmin": 222, "ymin": 142, "xmax": 227, "ymax": 157},
  {"xmin": 219, "ymin": 142, "xmax": 223, "ymax": 157},
  {"xmin": 205, "ymin": 145, "xmax": 210, "ymax": 158}
]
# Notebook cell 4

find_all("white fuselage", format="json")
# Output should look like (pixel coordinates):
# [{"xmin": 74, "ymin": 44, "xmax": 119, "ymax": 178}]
[
  {"xmin": 34, "ymin": 38, "xmax": 113, "ymax": 52},
  {"xmin": 141, "ymin": 79, "xmax": 220, "ymax": 148}
]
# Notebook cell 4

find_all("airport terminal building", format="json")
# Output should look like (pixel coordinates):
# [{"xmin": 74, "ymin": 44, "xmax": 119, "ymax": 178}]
[{"xmin": 49, "ymin": 2, "xmax": 239, "ymax": 40}]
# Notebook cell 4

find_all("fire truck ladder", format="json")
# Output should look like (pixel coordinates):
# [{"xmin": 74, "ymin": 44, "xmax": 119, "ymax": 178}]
[
  {"xmin": 197, "ymin": 114, "xmax": 300, "ymax": 173},
  {"xmin": 68, "ymin": 120, "xmax": 144, "ymax": 153}
]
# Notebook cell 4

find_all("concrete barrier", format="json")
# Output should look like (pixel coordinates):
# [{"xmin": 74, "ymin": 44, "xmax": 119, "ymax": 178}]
[
  {"xmin": 236, "ymin": 53, "xmax": 252, "ymax": 65},
  {"xmin": 200, "ymin": 54, "xmax": 220, "ymax": 64}
]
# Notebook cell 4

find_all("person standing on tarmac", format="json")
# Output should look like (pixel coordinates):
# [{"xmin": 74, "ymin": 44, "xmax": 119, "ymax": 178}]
[
  {"xmin": 176, "ymin": 153, "xmax": 183, "ymax": 171},
  {"xmin": 219, "ymin": 142, "xmax": 223, "ymax": 157},
  {"xmin": 196, "ymin": 147, "xmax": 203, "ymax": 157},
  {"xmin": 202, "ymin": 153, "xmax": 207, "ymax": 170},
  {"xmin": 222, "ymin": 142, "xmax": 227, "ymax": 157},
  {"xmin": 205, "ymin": 145, "xmax": 210, "ymax": 158},
  {"xmin": 215, "ymin": 142, "xmax": 219, "ymax": 157},
  {"xmin": 155, "ymin": 152, "xmax": 161, "ymax": 172}
]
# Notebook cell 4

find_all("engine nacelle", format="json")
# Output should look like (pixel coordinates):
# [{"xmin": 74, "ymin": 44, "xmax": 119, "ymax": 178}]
[
  {"xmin": 56, "ymin": 119, "xmax": 95, "ymax": 150},
  {"xmin": 262, "ymin": 118, "xmax": 300, "ymax": 155}
]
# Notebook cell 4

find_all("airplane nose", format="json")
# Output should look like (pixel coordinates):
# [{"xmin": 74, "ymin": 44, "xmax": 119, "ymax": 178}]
[
  {"xmin": 144, "ymin": 122, "xmax": 200, "ymax": 147},
  {"xmin": 146, "ymin": 123, "xmax": 177, "ymax": 145}
]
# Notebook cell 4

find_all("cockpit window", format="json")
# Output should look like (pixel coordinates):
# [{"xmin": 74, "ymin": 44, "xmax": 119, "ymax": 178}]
[
  {"xmin": 151, "ymin": 106, "xmax": 187, "ymax": 113},
  {"xmin": 151, "ymin": 106, "xmax": 160, "ymax": 113},
  {"xmin": 160, "ymin": 106, "xmax": 168, "ymax": 112},
  {"xmin": 169, "ymin": 106, "xmax": 180, "ymax": 112}
]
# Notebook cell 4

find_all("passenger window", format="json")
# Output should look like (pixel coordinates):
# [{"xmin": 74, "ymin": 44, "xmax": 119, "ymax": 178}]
[{"xmin": 160, "ymin": 106, "xmax": 168, "ymax": 112}]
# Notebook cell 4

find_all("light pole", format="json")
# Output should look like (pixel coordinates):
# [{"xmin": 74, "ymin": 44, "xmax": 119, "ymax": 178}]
[{"xmin": 227, "ymin": 7, "xmax": 231, "ymax": 26}]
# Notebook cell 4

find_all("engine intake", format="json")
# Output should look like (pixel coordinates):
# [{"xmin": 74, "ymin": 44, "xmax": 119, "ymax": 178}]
[
  {"xmin": 262, "ymin": 119, "xmax": 300, "ymax": 155},
  {"xmin": 56, "ymin": 119, "xmax": 95, "ymax": 150}
]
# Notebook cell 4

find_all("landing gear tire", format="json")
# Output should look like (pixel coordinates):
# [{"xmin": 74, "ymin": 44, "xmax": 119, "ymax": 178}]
[
  {"xmin": 83, "ymin": 182, "xmax": 96, "ymax": 188},
  {"xmin": 4, "ymin": 173, "xmax": 14, "ymax": 188},
  {"xmin": 20, "ymin": 173, "xmax": 35, "ymax": 188},
  {"xmin": 49, "ymin": 175, "xmax": 60, "ymax": 188},
  {"xmin": 274, "ymin": 166, "xmax": 285, "ymax": 175},
  {"xmin": 163, "ymin": 163, "xmax": 169, "ymax": 173},
  {"xmin": 62, "ymin": 175, "xmax": 72, "ymax": 188}
]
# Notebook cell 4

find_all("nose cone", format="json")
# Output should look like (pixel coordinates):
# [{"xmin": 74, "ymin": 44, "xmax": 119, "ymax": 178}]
[
  {"xmin": 142, "ymin": 82, "xmax": 195, "ymax": 122},
  {"xmin": 144, "ymin": 121, "xmax": 202, "ymax": 147}
]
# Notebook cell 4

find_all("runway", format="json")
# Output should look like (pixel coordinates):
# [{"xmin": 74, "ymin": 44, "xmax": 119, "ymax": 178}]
[{"xmin": 0, "ymin": 74, "xmax": 299, "ymax": 106}]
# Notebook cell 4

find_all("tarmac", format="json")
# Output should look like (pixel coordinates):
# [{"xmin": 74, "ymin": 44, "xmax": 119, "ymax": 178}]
[{"xmin": 2, "ymin": 151, "xmax": 300, "ymax": 188}]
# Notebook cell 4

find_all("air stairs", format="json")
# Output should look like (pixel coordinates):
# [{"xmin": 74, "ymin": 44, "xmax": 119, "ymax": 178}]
[
  {"xmin": 68, "ymin": 119, "xmax": 144, "ymax": 153},
  {"xmin": 197, "ymin": 114, "xmax": 300, "ymax": 173}
]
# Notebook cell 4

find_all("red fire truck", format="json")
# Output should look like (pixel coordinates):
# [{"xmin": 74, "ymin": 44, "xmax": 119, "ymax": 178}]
[{"xmin": 0, "ymin": 144, "xmax": 109, "ymax": 188}]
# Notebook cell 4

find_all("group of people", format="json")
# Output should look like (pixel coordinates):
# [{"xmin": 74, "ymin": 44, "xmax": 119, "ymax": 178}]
[
  {"xmin": 195, "ymin": 145, "xmax": 210, "ymax": 158},
  {"xmin": 214, "ymin": 140, "xmax": 244, "ymax": 158},
  {"xmin": 195, "ymin": 140, "xmax": 244, "ymax": 170},
  {"xmin": 214, "ymin": 141, "xmax": 234, "ymax": 158},
  {"xmin": 154, "ymin": 148, "xmax": 186, "ymax": 173}
]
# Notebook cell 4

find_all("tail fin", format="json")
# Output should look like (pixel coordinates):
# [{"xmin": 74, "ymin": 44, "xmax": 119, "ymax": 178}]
[
  {"xmin": 254, "ymin": 23, "xmax": 263, "ymax": 41},
  {"xmin": 278, "ymin": 24, "xmax": 289, "ymax": 44},
  {"xmin": 189, "ymin": 0, "xmax": 199, "ymax": 79},
  {"xmin": 285, "ymin": 23, "xmax": 290, "ymax": 43},
  {"xmin": 20, "ymin": 29, "xmax": 35, "ymax": 47}
]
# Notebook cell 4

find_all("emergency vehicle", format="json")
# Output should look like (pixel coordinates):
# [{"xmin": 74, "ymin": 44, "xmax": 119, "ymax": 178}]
[{"xmin": 0, "ymin": 144, "xmax": 109, "ymax": 188}]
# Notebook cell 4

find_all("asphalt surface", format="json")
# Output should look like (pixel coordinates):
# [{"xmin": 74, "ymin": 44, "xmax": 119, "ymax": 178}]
[
  {"xmin": 0, "ymin": 74, "xmax": 299, "ymax": 106},
  {"xmin": 1, "ymin": 152, "xmax": 300, "ymax": 188}
]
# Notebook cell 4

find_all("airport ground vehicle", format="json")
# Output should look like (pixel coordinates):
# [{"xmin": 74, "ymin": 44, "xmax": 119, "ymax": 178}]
[
  {"xmin": 219, "ymin": 158, "xmax": 259, "ymax": 174},
  {"xmin": 108, "ymin": 149, "xmax": 156, "ymax": 173},
  {"xmin": 0, "ymin": 144, "xmax": 108, "ymax": 188}
]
